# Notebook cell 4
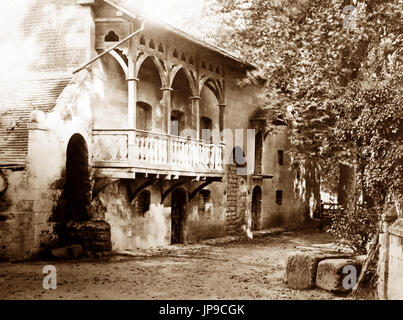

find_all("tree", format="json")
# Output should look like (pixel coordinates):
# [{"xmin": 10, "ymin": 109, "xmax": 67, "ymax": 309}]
[{"xmin": 196, "ymin": 0, "xmax": 402, "ymax": 251}]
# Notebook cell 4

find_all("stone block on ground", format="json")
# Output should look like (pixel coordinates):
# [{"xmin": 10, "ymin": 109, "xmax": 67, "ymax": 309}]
[
  {"xmin": 316, "ymin": 258, "xmax": 362, "ymax": 292},
  {"xmin": 50, "ymin": 247, "xmax": 69, "ymax": 259},
  {"xmin": 285, "ymin": 251, "xmax": 351, "ymax": 290},
  {"xmin": 66, "ymin": 244, "xmax": 84, "ymax": 259}
]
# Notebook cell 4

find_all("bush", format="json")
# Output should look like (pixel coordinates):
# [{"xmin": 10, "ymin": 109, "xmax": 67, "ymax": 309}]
[{"xmin": 328, "ymin": 206, "xmax": 380, "ymax": 254}]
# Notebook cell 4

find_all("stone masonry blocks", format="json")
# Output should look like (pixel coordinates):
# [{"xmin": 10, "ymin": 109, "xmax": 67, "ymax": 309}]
[
  {"xmin": 285, "ymin": 251, "xmax": 352, "ymax": 290},
  {"xmin": 316, "ymin": 258, "xmax": 362, "ymax": 292}
]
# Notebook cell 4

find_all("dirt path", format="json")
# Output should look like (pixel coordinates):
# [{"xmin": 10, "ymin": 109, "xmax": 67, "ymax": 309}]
[{"xmin": 0, "ymin": 231, "xmax": 345, "ymax": 300}]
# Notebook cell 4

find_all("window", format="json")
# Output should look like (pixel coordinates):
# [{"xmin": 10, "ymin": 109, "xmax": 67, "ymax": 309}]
[
  {"xmin": 198, "ymin": 190, "xmax": 211, "ymax": 215},
  {"xmin": 277, "ymin": 150, "xmax": 284, "ymax": 166},
  {"xmin": 104, "ymin": 30, "xmax": 119, "ymax": 42},
  {"xmin": 170, "ymin": 110, "xmax": 184, "ymax": 136},
  {"xmin": 136, "ymin": 102, "xmax": 152, "ymax": 131},
  {"xmin": 200, "ymin": 117, "xmax": 212, "ymax": 143},
  {"xmin": 134, "ymin": 190, "xmax": 151, "ymax": 216},
  {"xmin": 275, "ymin": 190, "xmax": 283, "ymax": 205}
]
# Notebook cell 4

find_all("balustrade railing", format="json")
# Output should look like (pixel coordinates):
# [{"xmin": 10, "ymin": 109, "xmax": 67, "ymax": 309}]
[{"xmin": 92, "ymin": 129, "xmax": 224, "ymax": 174}]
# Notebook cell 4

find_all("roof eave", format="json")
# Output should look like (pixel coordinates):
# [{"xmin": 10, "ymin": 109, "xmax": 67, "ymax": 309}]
[{"xmin": 102, "ymin": 0, "xmax": 257, "ymax": 70}]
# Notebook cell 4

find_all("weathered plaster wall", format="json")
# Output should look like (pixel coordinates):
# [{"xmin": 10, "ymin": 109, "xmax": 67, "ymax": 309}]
[
  {"xmin": 95, "ymin": 181, "xmax": 171, "ymax": 250},
  {"xmin": 260, "ymin": 127, "xmax": 300, "ymax": 228},
  {"xmin": 186, "ymin": 182, "xmax": 227, "ymax": 242},
  {"xmin": 1, "ymin": 0, "xmax": 93, "ymax": 81},
  {"xmin": 92, "ymin": 55, "xmax": 129, "ymax": 129}
]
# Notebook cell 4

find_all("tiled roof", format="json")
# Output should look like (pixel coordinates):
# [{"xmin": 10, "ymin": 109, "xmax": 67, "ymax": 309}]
[{"xmin": 0, "ymin": 77, "xmax": 71, "ymax": 167}]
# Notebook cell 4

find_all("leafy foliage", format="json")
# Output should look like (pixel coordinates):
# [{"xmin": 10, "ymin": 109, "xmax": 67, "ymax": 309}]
[
  {"xmin": 329, "ymin": 206, "xmax": 379, "ymax": 254},
  {"xmin": 191, "ymin": 0, "xmax": 402, "ymax": 251}
]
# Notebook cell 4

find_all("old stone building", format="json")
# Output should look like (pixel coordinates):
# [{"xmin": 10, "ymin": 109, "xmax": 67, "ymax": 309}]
[{"xmin": 0, "ymin": 0, "xmax": 319, "ymax": 261}]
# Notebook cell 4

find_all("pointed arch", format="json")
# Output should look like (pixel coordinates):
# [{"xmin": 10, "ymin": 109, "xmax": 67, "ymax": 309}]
[
  {"xmin": 135, "ymin": 53, "xmax": 168, "ymax": 87},
  {"xmin": 169, "ymin": 66, "xmax": 197, "ymax": 96},
  {"xmin": 108, "ymin": 50, "xmax": 128, "ymax": 78},
  {"xmin": 199, "ymin": 76, "xmax": 224, "ymax": 103}
]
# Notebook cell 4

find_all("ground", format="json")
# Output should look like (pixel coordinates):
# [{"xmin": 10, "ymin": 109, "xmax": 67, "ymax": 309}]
[{"xmin": 0, "ymin": 230, "xmax": 348, "ymax": 300}]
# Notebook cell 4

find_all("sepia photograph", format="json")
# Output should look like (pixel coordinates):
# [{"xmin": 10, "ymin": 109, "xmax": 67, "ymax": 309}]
[{"xmin": 0, "ymin": 0, "xmax": 402, "ymax": 311}]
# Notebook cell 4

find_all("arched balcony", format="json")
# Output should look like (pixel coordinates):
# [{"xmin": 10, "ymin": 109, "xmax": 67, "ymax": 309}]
[{"xmin": 92, "ymin": 40, "xmax": 225, "ymax": 178}]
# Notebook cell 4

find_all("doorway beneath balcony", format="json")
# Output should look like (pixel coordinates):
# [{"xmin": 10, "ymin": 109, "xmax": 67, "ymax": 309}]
[{"xmin": 171, "ymin": 188, "xmax": 187, "ymax": 244}]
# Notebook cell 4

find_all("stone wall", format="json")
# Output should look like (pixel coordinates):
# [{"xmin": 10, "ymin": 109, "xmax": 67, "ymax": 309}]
[
  {"xmin": 1, "ymin": 0, "xmax": 93, "ymax": 80},
  {"xmin": 95, "ymin": 181, "xmax": 171, "ymax": 251},
  {"xmin": 378, "ymin": 201, "xmax": 403, "ymax": 300},
  {"xmin": 186, "ymin": 182, "xmax": 227, "ymax": 243}
]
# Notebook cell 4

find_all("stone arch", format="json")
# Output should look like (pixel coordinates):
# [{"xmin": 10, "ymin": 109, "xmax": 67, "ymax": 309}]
[
  {"xmin": 65, "ymin": 134, "xmax": 91, "ymax": 222},
  {"xmin": 137, "ymin": 56, "xmax": 164, "ymax": 117},
  {"xmin": 199, "ymin": 76, "xmax": 224, "ymax": 104},
  {"xmin": 133, "ymin": 190, "xmax": 151, "ymax": 216},
  {"xmin": 136, "ymin": 54, "xmax": 167, "ymax": 87},
  {"xmin": 107, "ymin": 50, "xmax": 128, "ymax": 78},
  {"xmin": 200, "ymin": 79, "xmax": 221, "ymax": 137},
  {"xmin": 169, "ymin": 66, "xmax": 197, "ymax": 96},
  {"xmin": 171, "ymin": 68, "xmax": 194, "ymax": 137}
]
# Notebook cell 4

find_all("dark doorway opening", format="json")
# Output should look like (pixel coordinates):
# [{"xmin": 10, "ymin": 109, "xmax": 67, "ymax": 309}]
[
  {"xmin": 65, "ymin": 134, "xmax": 91, "ymax": 222},
  {"xmin": 255, "ymin": 131, "xmax": 263, "ymax": 174},
  {"xmin": 171, "ymin": 188, "xmax": 187, "ymax": 244},
  {"xmin": 252, "ymin": 186, "xmax": 262, "ymax": 231}
]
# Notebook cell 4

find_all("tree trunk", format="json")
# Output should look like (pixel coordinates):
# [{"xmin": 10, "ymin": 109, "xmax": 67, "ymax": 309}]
[{"xmin": 337, "ymin": 163, "xmax": 356, "ymax": 208}]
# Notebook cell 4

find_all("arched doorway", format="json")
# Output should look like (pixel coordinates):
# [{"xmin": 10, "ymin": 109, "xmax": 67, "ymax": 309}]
[
  {"xmin": 65, "ymin": 134, "xmax": 91, "ymax": 222},
  {"xmin": 252, "ymin": 186, "xmax": 262, "ymax": 231},
  {"xmin": 171, "ymin": 188, "xmax": 187, "ymax": 244}
]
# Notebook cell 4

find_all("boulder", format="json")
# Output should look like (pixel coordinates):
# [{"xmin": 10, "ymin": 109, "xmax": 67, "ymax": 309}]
[
  {"xmin": 66, "ymin": 244, "xmax": 84, "ymax": 259},
  {"xmin": 316, "ymin": 258, "xmax": 362, "ymax": 292},
  {"xmin": 285, "ymin": 251, "xmax": 351, "ymax": 289},
  {"xmin": 50, "ymin": 247, "xmax": 69, "ymax": 259}
]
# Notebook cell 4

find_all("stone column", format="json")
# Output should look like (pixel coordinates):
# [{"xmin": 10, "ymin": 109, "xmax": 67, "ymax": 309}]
[
  {"xmin": 219, "ymin": 103, "xmax": 226, "ymax": 142},
  {"xmin": 190, "ymin": 96, "xmax": 201, "ymax": 140},
  {"xmin": 127, "ymin": 77, "xmax": 138, "ymax": 129},
  {"xmin": 127, "ymin": 32, "xmax": 138, "ymax": 163}
]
